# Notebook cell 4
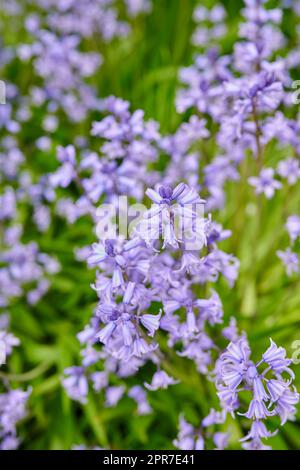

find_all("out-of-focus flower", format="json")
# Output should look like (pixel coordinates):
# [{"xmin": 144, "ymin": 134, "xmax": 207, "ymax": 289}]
[
  {"xmin": 286, "ymin": 215, "xmax": 300, "ymax": 243},
  {"xmin": 277, "ymin": 249, "xmax": 299, "ymax": 276},
  {"xmin": 248, "ymin": 168, "xmax": 282, "ymax": 199},
  {"xmin": 144, "ymin": 371, "xmax": 179, "ymax": 391}
]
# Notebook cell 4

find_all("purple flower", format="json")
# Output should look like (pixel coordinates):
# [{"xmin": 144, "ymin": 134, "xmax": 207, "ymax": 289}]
[
  {"xmin": 94, "ymin": 283, "xmax": 160, "ymax": 359},
  {"xmin": 88, "ymin": 239, "xmax": 126, "ymax": 288},
  {"xmin": 144, "ymin": 371, "xmax": 179, "ymax": 391},
  {"xmin": 0, "ymin": 388, "xmax": 31, "ymax": 449},
  {"xmin": 173, "ymin": 415, "xmax": 204, "ymax": 450},
  {"xmin": 216, "ymin": 337, "xmax": 298, "ymax": 448},
  {"xmin": 128, "ymin": 385, "xmax": 152, "ymax": 415},
  {"xmin": 192, "ymin": 5, "xmax": 227, "ymax": 47},
  {"xmin": 137, "ymin": 183, "xmax": 205, "ymax": 249},
  {"xmin": 240, "ymin": 420, "xmax": 277, "ymax": 443},
  {"xmin": 50, "ymin": 146, "xmax": 77, "ymax": 188},
  {"xmin": 90, "ymin": 371, "xmax": 108, "ymax": 392},
  {"xmin": 202, "ymin": 408, "xmax": 226, "ymax": 427},
  {"xmin": 276, "ymin": 387, "xmax": 300, "ymax": 424},
  {"xmin": 0, "ymin": 330, "xmax": 20, "ymax": 360},
  {"xmin": 286, "ymin": 215, "xmax": 300, "ymax": 243},
  {"xmin": 63, "ymin": 367, "xmax": 88, "ymax": 404},
  {"xmin": 240, "ymin": 400, "xmax": 275, "ymax": 420},
  {"xmin": 125, "ymin": 0, "xmax": 152, "ymax": 18},
  {"xmin": 213, "ymin": 432, "xmax": 229, "ymax": 450},
  {"xmin": 277, "ymin": 158, "xmax": 300, "ymax": 185},
  {"xmin": 196, "ymin": 290, "xmax": 224, "ymax": 325},
  {"xmin": 140, "ymin": 311, "xmax": 162, "ymax": 337},
  {"xmin": 262, "ymin": 338, "xmax": 293, "ymax": 375},
  {"xmin": 0, "ymin": 188, "xmax": 16, "ymax": 221}
]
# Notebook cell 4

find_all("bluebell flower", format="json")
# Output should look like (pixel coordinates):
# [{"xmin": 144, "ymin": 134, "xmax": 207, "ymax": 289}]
[
  {"xmin": 137, "ymin": 183, "xmax": 205, "ymax": 249},
  {"xmin": 277, "ymin": 158, "xmax": 300, "ymax": 185},
  {"xmin": 277, "ymin": 249, "xmax": 299, "ymax": 276},
  {"xmin": 144, "ymin": 370, "xmax": 179, "ymax": 391},
  {"xmin": 62, "ymin": 367, "xmax": 88, "ymax": 404},
  {"xmin": 216, "ymin": 336, "xmax": 299, "ymax": 448},
  {"xmin": 286, "ymin": 215, "xmax": 300, "ymax": 243},
  {"xmin": 105, "ymin": 385, "xmax": 125, "ymax": 407}
]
